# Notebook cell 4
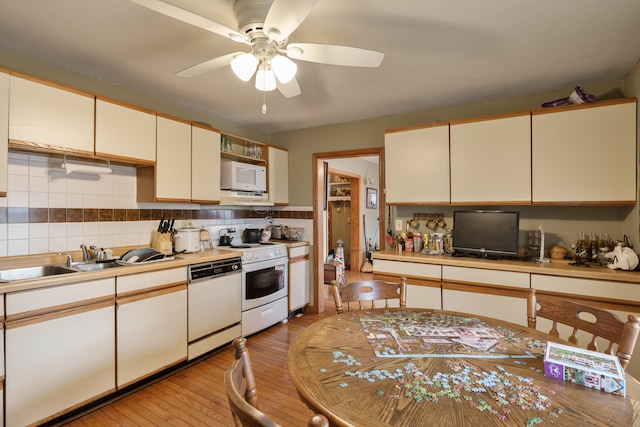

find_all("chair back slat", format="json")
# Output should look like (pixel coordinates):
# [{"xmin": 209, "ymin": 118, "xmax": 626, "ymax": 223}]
[
  {"xmin": 224, "ymin": 338, "xmax": 329, "ymax": 427},
  {"xmin": 332, "ymin": 277, "xmax": 407, "ymax": 314},
  {"xmin": 527, "ymin": 289, "xmax": 640, "ymax": 370}
]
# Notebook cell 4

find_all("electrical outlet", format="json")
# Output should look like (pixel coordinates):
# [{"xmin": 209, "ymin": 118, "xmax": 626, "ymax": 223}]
[{"xmin": 395, "ymin": 219, "xmax": 403, "ymax": 232}]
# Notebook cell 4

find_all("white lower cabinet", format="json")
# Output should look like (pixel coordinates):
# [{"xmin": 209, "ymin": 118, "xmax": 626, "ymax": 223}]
[
  {"xmin": 442, "ymin": 266, "xmax": 530, "ymax": 326},
  {"xmin": 374, "ymin": 259, "xmax": 442, "ymax": 309},
  {"xmin": 5, "ymin": 278, "xmax": 115, "ymax": 427},
  {"xmin": 289, "ymin": 245, "xmax": 310, "ymax": 311},
  {"xmin": 116, "ymin": 268, "xmax": 188, "ymax": 388}
]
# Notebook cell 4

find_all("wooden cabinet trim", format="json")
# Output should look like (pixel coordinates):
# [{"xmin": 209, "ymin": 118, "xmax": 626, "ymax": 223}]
[
  {"xmin": 448, "ymin": 110, "xmax": 530, "ymax": 126},
  {"xmin": 9, "ymin": 71, "xmax": 95, "ymax": 98},
  {"xmin": 374, "ymin": 272, "xmax": 440, "ymax": 289},
  {"xmin": 9, "ymin": 139, "xmax": 95, "ymax": 158},
  {"xmin": 191, "ymin": 121, "xmax": 220, "ymax": 132},
  {"xmin": 117, "ymin": 283, "xmax": 186, "ymax": 305},
  {"xmin": 5, "ymin": 297, "xmax": 114, "ymax": 329},
  {"xmin": 290, "ymin": 255, "xmax": 309, "ymax": 263},
  {"xmin": 532, "ymin": 289, "xmax": 640, "ymax": 313},
  {"xmin": 531, "ymin": 97, "xmax": 637, "ymax": 116},
  {"xmin": 95, "ymin": 95, "xmax": 157, "ymax": 116},
  {"xmin": 442, "ymin": 280, "xmax": 528, "ymax": 299},
  {"xmin": 385, "ymin": 121, "xmax": 449, "ymax": 134}
]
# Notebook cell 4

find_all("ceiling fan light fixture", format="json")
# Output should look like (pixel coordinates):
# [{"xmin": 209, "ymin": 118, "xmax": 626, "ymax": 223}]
[
  {"xmin": 271, "ymin": 54, "xmax": 297, "ymax": 83},
  {"xmin": 255, "ymin": 68, "xmax": 276, "ymax": 91},
  {"xmin": 230, "ymin": 53, "xmax": 258, "ymax": 81}
]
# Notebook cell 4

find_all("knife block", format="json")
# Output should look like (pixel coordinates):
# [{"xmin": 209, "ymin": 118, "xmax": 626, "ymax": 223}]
[{"xmin": 151, "ymin": 231, "xmax": 173, "ymax": 255}]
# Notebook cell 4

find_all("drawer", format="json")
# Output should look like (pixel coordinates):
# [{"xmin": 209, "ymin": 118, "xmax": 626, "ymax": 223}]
[
  {"xmin": 7, "ymin": 278, "xmax": 115, "ymax": 316},
  {"xmin": 374, "ymin": 259, "xmax": 441, "ymax": 280},
  {"xmin": 289, "ymin": 245, "xmax": 309, "ymax": 258},
  {"xmin": 442, "ymin": 266, "xmax": 529, "ymax": 289},
  {"xmin": 117, "ymin": 267, "xmax": 186, "ymax": 293},
  {"xmin": 531, "ymin": 274, "xmax": 640, "ymax": 303}
]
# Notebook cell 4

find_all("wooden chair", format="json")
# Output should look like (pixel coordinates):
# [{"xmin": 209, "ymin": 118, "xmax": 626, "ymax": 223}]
[
  {"xmin": 332, "ymin": 277, "xmax": 407, "ymax": 314},
  {"xmin": 527, "ymin": 289, "xmax": 640, "ymax": 370},
  {"xmin": 224, "ymin": 338, "xmax": 329, "ymax": 427}
]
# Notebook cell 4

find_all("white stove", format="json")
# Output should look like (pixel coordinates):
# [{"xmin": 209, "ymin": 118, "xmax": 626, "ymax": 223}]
[
  {"xmin": 206, "ymin": 225, "xmax": 289, "ymax": 336},
  {"xmin": 228, "ymin": 242, "xmax": 288, "ymax": 264}
]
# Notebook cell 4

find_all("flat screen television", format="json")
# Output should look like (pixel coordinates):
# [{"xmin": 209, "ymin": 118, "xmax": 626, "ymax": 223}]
[{"xmin": 452, "ymin": 210, "xmax": 520, "ymax": 259}]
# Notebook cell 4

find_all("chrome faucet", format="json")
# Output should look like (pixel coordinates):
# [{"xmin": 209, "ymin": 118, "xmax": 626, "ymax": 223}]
[
  {"xmin": 80, "ymin": 244, "xmax": 90, "ymax": 262},
  {"xmin": 57, "ymin": 253, "xmax": 73, "ymax": 268},
  {"xmin": 90, "ymin": 245, "xmax": 100, "ymax": 260}
]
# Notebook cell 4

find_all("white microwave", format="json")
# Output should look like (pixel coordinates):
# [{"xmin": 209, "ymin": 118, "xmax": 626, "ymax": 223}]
[{"xmin": 221, "ymin": 160, "xmax": 267, "ymax": 192}]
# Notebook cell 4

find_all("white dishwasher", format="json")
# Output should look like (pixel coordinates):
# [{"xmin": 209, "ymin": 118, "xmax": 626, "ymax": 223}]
[{"xmin": 187, "ymin": 257, "xmax": 242, "ymax": 360}]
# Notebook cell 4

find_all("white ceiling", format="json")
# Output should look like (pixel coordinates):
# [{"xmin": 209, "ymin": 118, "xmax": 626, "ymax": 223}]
[{"xmin": 1, "ymin": 0, "xmax": 639, "ymax": 134}]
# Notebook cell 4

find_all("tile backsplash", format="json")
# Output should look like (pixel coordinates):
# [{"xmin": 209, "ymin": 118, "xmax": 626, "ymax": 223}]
[{"xmin": 0, "ymin": 152, "xmax": 312, "ymax": 257}]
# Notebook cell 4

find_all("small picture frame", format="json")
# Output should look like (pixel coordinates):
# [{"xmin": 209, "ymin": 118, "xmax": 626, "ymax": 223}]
[{"xmin": 366, "ymin": 188, "xmax": 377, "ymax": 209}]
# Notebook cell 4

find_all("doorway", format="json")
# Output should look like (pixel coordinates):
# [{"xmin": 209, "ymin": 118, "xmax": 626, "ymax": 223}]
[
  {"xmin": 312, "ymin": 148, "xmax": 385, "ymax": 314},
  {"xmin": 327, "ymin": 168, "xmax": 360, "ymax": 269}
]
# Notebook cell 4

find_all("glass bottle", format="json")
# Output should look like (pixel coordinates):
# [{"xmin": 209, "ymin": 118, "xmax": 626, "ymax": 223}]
[
  {"xmin": 590, "ymin": 233, "xmax": 599, "ymax": 263},
  {"xmin": 444, "ymin": 228, "xmax": 454, "ymax": 254},
  {"xmin": 575, "ymin": 232, "xmax": 589, "ymax": 263}
]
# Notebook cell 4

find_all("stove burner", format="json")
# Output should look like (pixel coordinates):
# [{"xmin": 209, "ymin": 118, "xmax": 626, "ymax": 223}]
[
  {"xmin": 231, "ymin": 245, "xmax": 252, "ymax": 249},
  {"xmin": 259, "ymin": 242, "xmax": 276, "ymax": 245}
]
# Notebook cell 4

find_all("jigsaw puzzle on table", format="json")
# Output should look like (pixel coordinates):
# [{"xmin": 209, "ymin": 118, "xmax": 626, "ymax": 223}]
[{"xmin": 360, "ymin": 311, "xmax": 544, "ymax": 358}]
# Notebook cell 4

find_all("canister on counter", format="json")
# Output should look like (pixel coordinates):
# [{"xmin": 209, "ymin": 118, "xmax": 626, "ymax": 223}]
[
  {"xmin": 405, "ymin": 237, "xmax": 413, "ymax": 252},
  {"xmin": 444, "ymin": 228, "xmax": 454, "ymax": 254},
  {"xmin": 413, "ymin": 233, "xmax": 423, "ymax": 252}
]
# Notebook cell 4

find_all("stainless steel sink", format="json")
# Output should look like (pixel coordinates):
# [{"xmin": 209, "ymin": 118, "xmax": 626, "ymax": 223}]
[
  {"xmin": 0, "ymin": 265, "xmax": 79, "ymax": 282},
  {"xmin": 71, "ymin": 261, "xmax": 125, "ymax": 272}
]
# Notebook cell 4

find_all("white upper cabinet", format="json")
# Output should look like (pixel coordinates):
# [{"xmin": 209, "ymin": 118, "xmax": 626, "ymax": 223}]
[
  {"xmin": 9, "ymin": 75, "xmax": 94, "ymax": 154},
  {"xmin": 532, "ymin": 99, "xmax": 637, "ymax": 205},
  {"xmin": 450, "ymin": 113, "xmax": 531, "ymax": 205},
  {"xmin": 385, "ymin": 123, "xmax": 450, "ymax": 204},
  {"xmin": 95, "ymin": 98, "xmax": 156, "ymax": 163},
  {"xmin": 191, "ymin": 124, "xmax": 221, "ymax": 203},
  {"xmin": 155, "ymin": 115, "xmax": 192, "ymax": 201},
  {"xmin": 0, "ymin": 70, "xmax": 8, "ymax": 196},
  {"xmin": 268, "ymin": 146, "xmax": 289, "ymax": 205}
]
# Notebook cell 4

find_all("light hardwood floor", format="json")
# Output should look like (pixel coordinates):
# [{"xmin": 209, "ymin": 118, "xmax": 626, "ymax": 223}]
[{"xmin": 58, "ymin": 272, "xmax": 373, "ymax": 427}]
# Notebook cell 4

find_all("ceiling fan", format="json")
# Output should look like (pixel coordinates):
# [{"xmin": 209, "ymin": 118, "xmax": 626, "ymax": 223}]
[{"xmin": 130, "ymin": 0, "xmax": 385, "ymax": 103}]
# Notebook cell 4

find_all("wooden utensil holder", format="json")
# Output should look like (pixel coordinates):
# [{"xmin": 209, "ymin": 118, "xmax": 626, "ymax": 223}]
[{"xmin": 151, "ymin": 231, "xmax": 173, "ymax": 255}]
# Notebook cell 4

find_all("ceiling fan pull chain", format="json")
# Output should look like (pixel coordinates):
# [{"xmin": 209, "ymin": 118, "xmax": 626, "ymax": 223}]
[{"xmin": 262, "ymin": 87, "xmax": 267, "ymax": 114}]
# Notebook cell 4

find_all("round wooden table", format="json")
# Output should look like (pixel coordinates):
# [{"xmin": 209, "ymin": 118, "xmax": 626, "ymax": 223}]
[{"xmin": 288, "ymin": 309, "xmax": 640, "ymax": 426}]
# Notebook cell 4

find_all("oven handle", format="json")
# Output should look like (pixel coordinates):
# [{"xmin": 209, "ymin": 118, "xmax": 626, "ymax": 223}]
[{"xmin": 242, "ymin": 257, "xmax": 288, "ymax": 273}]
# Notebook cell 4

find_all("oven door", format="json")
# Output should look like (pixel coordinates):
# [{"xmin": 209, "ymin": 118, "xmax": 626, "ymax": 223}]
[{"xmin": 242, "ymin": 257, "xmax": 288, "ymax": 311}]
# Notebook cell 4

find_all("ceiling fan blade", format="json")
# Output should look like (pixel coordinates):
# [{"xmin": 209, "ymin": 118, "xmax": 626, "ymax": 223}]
[
  {"xmin": 130, "ymin": 0, "xmax": 249, "ymax": 44},
  {"xmin": 276, "ymin": 77, "xmax": 301, "ymax": 98},
  {"xmin": 175, "ymin": 52, "xmax": 243, "ymax": 78},
  {"xmin": 264, "ymin": 0, "xmax": 318, "ymax": 41},
  {"xmin": 287, "ymin": 43, "xmax": 384, "ymax": 67}
]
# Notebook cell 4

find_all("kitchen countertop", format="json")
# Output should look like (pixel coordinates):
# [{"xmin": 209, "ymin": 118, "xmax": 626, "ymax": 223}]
[
  {"xmin": 270, "ymin": 239, "xmax": 309, "ymax": 248},
  {"xmin": 0, "ymin": 248, "xmax": 243, "ymax": 294},
  {"xmin": 372, "ymin": 249, "xmax": 640, "ymax": 284}
]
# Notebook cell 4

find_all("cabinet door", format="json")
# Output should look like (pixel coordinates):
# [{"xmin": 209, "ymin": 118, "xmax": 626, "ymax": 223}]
[
  {"xmin": 0, "ymin": 71, "xmax": 8, "ymax": 196},
  {"xmin": 9, "ymin": 75, "xmax": 94, "ymax": 154},
  {"xmin": 532, "ymin": 99, "xmax": 637, "ymax": 204},
  {"xmin": 191, "ymin": 125, "xmax": 221, "ymax": 202},
  {"xmin": 6, "ymin": 305, "xmax": 115, "ymax": 426},
  {"xmin": 156, "ymin": 116, "xmax": 191, "ymax": 201},
  {"xmin": 269, "ymin": 146, "xmax": 289, "ymax": 205},
  {"xmin": 5, "ymin": 278, "xmax": 115, "ymax": 427},
  {"xmin": 442, "ymin": 266, "xmax": 529, "ymax": 326},
  {"xmin": 289, "ymin": 258, "xmax": 309, "ymax": 311},
  {"xmin": 95, "ymin": 98, "xmax": 156, "ymax": 162},
  {"xmin": 385, "ymin": 124, "xmax": 450, "ymax": 204},
  {"xmin": 450, "ymin": 113, "xmax": 531, "ymax": 204},
  {"xmin": 117, "ymin": 287, "xmax": 187, "ymax": 387}
]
